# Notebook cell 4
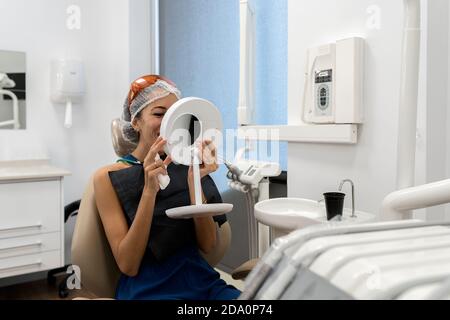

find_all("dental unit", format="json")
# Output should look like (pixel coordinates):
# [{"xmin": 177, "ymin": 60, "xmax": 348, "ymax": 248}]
[
  {"xmin": 238, "ymin": 0, "xmax": 450, "ymax": 300},
  {"xmin": 224, "ymin": 148, "xmax": 281, "ymax": 259}
]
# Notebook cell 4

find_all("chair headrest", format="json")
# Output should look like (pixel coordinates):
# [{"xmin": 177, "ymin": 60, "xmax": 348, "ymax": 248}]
[{"xmin": 111, "ymin": 118, "xmax": 137, "ymax": 157}]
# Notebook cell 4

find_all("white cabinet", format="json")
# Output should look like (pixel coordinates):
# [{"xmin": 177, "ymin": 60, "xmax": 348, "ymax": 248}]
[{"xmin": 0, "ymin": 160, "xmax": 70, "ymax": 280}]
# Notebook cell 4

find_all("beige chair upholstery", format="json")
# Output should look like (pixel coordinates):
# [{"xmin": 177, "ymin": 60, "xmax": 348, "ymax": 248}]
[
  {"xmin": 71, "ymin": 176, "xmax": 120, "ymax": 298},
  {"xmin": 110, "ymin": 119, "xmax": 137, "ymax": 158},
  {"xmin": 71, "ymin": 119, "xmax": 233, "ymax": 298}
]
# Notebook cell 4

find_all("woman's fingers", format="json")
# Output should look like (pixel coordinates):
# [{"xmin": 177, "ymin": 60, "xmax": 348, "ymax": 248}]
[
  {"xmin": 151, "ymin": 167, "xmax": 168, "ymax": 177},
  {"xmin": 143, "ymin": 137, "xmax": 162, "ymax": 163},
  {"xmin": 203, "ymin": 140, "xmax": 216, "ymax": 154},
  {"xmin": 201, "ymin": 140, "xmax": 217, "ymax": 166},
  {"xmin": 144, "ymin": 137, "xmax": 166, "ymax": 164},
  {"xmin": 163, "ymin": 155, "xmax": 172, "ymax": 167},
  {"xmin": 145, "ymin": 159, "xmax": 163, "ymax": 170},
  {"xmin": 145, "ymin": 163, "xmax": 168, "ymax": 178},
  {"xmin": 153, "ymin": 136, "xmax": 163, "ymax": 146}
]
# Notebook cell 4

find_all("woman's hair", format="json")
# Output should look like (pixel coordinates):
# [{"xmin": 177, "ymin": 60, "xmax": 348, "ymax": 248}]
[{"xmin": 119, "ymin": 76, "xmax": 181, "ymax": 144}]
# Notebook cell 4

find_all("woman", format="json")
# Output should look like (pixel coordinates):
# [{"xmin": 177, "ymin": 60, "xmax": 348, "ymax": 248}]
[{"xmin": 94, "ymin": 75, "xmax": 240, "ymax": 300}]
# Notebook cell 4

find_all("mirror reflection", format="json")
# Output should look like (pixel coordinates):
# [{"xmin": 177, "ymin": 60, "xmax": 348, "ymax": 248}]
[
  {"xmin": 171, "ymin": 113, "xmax": 201, "ymax": 147},
  {"xmin": 0, "ymin": 50, "xmax": 26, "ymax": 129},
  {"xmin": 169, "ymin": 114, "xmax": 201, "ymax": 165}
]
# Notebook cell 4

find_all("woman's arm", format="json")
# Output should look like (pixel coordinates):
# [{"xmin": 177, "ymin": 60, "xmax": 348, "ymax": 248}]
[
  {"xmin": 94, "ymin": 138, "xmax": 171, "ymax": 277},
  {"xmin": 94, "ymin": 168, "xmax": 157, "ymax": 277}
]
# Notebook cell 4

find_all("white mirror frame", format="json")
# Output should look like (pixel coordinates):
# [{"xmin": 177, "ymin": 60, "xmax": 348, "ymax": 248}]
[{"xmin": 160, "ymin": 97, "xmax": 233, "ymax": 219}]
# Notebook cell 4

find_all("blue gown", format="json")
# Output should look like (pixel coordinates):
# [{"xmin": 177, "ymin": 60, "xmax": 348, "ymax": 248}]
[
  {"xmin": 115, "ymin": 246, "xmax": 240, "ymax": 300},
  {"xmin": 111, "ymin": 154, "xmax": 241, "ymax": 300}
]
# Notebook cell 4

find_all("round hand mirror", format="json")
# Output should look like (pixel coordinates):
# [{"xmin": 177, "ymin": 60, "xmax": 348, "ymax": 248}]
[{"xmin": 159, "ymin": 97, "xmax": 233, "ymax": 219}]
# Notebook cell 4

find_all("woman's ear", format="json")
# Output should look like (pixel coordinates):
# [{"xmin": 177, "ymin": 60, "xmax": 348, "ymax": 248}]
[{"xmin": 131, "ymin": 119, "xmax": 140, "ymax": 133}]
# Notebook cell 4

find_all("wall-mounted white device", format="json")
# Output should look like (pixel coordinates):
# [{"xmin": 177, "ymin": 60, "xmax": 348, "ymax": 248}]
[
  {"xmin": 51, "ymin": 59, "xmax": 86, "ymax": 128},
  {"xmin": 302, "ymin": 37, "xmax": 364, "ymax": 124}
]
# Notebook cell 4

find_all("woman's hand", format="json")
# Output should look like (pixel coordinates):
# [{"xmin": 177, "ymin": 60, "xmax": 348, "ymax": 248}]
[
  {"xmin": 143, "ymin": 137, "xmax": 172, "ymax": 195},
  {"xmin": 188, "ymin": 140, "xmax": 219, "ymax": 182}
]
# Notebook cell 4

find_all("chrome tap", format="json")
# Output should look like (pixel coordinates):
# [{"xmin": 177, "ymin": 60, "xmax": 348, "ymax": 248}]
[{"xmin": 338, "ymin": 179, "xmax": 355, "ymax": 218}]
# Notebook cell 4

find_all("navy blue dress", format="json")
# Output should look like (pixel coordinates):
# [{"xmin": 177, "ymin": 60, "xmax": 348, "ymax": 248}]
[{"xmin": 109, "ymin": 154, "xmax": 240, "ymax": 300}]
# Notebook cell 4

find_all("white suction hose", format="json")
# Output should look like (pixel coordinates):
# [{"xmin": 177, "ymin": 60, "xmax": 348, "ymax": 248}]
[
  {"xmin": 382, "ymin": 179, "xmax": 450, "ymax": 221},
  {"xmin": 382, "ymin": 0, "xmax": 420, "ymax": 221},
  {"xmin": 396, "ymin": 0, "xmax": 421, "ymax": 192}
]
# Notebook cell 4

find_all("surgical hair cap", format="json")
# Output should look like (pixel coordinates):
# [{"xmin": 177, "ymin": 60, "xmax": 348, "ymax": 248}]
[{"xmin": 120, "ymin": 79, "xmax": 182, "ymax": 144}]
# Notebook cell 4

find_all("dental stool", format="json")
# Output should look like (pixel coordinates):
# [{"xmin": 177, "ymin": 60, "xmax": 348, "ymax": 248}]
[{"xmin": 69, "ymin": 119, "xmax": 233, "ymax": 299}]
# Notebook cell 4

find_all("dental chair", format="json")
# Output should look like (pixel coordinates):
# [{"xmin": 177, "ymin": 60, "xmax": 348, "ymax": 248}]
[{"xmin": 69, "ymin": 119, "xmax": 233, "ymax": 299}]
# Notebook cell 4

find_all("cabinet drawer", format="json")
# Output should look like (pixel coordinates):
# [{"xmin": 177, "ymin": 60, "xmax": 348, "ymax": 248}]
[
  {"xmin": 0, "ymin": 232, "xmax": 60, "ymax": 260},
  {"xmin": 0, "ymin": 180, "xmax": 61, "ymax": 239},
  {"xmin": 0, "ymin": 250, "xmax": 61, "ymax": 279}
]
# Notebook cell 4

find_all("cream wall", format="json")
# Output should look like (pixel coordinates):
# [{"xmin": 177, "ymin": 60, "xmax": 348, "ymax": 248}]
[
  {"xmin": 0, "ymin": 0, "xmax": 153, "ymax": 284},
  {"xmin": 0, "ymin": 0, "xmax": 155, "ymax": 207},
  {"xmin": 0, "ymin": 0, "xmax": 130, "ymax": 204}
]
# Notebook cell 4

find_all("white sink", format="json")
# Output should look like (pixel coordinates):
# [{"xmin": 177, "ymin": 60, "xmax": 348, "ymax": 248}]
[{"xmin": 254, "ymin": 198, "xmax": 376, "ymax": 232}]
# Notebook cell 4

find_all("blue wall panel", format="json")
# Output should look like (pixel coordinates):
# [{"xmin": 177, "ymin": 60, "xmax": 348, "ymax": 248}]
[{"xmin": 160, "ymin": 0, "xmax": 287, "ymax": 191}]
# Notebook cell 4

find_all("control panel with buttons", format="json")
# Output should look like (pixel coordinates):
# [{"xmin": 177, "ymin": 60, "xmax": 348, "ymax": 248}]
[{"xmin": 314, "ymin": 69, "xmax": 333, "ymax": 116}]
